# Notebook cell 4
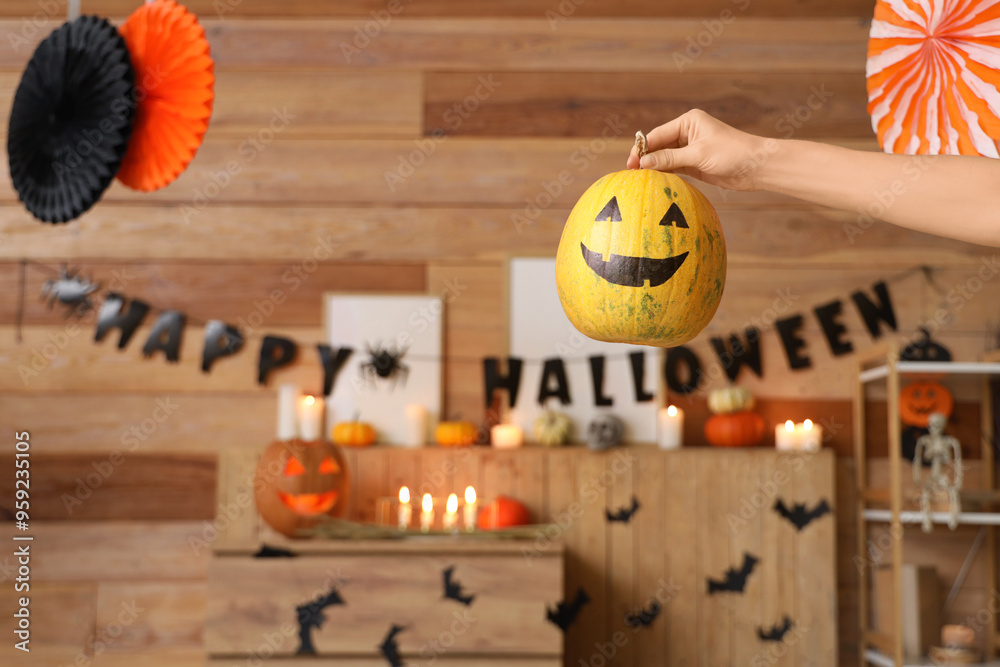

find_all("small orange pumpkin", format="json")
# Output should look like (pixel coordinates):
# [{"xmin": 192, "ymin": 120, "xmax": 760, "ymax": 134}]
[
  {"xmin": 254, "ymin": 439, "xmax": 350, "ymax": 537},
  {"xmin": 331, "ymin": 420, "xmax": 376, "ymax": 447},
  {"xmin": 899, "ymin": 380, "xmax": 953, "ymax": 428},
  {"xmin": 477, "ymin": 496, "xmax": 532, "ymax": 530},
  {"xmin": 704, "ymin": 411, "xmax": 765, "ymax": 447},
  {"xmin": 435, "ymin": 421, "xmax": 479, "ymax": 447}
]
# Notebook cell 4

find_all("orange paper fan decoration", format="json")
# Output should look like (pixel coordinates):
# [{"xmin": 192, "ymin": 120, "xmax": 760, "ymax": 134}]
[
  {"xmin": 866, "ymin": 0, "xmax": 1000, "ymax": 157},
  {"xmin": 117, "ymin": 0, "xmax": 214, "ymax": 191}
]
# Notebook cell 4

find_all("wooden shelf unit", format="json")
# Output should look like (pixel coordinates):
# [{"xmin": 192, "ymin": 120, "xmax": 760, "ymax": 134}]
[{"xmin": 854, "ymin": 343, "xmax": 1000, "ymax": 667}]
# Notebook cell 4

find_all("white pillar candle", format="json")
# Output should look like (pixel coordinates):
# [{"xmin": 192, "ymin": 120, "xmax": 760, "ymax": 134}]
[
  {"xmin": 775, "ymin": 420, "xmax": 799, "ymax": 451},
  {"xmin": 398, "ymin": 487, "xmax": 412, "ymax": 531},
  {"xmin": 276, "ymin": 383, "xmax": 299, "ymax": 441},
  {"xmin": 443, "ymin": 493, "xmax": 459, "ymax": 532},
  {"xmin": 420, "ymin": 493, "xmax": 434, "ymax": 533},
  {"xmin": 463, "ymin": 486, "xmax": 477, "ymax": 532},
  {"xmin": 657, "ymin": 405, "xmax": 683, "ymax": 450},
  {"xmin": 799, "ymin": 419, "xmax": 822, "ymax": 452},
  {"xmin": 298, "ymin": 395, "xmax": 324, "ymax": 442},
  {"xmin": 491, "ymin": 424, "xmax": 523, "ymax": 449},
  {"xmin": 403, "ymin": 404, "xmax": 427, "ymax": 447}
]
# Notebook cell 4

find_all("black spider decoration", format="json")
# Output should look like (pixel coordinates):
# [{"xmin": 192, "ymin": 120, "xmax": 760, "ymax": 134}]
[
  {"xmin": 40, "ymin": 265, "xmax": 101, "ymax": 316},
  {"xmin": 360, "ymin": 342, "xmax": 409, "ymax": 389}
]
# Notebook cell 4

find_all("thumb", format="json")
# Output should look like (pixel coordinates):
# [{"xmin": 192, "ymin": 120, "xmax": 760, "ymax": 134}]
[{"xmin": 640, "ymin": 146, "xmax": 698, "ymax": 172}]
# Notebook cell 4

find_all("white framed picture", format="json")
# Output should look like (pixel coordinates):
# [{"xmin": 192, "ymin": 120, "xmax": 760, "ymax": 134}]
[{"xmin": 323, "ymin": 293, "xmax": 443, "ymax": 445}]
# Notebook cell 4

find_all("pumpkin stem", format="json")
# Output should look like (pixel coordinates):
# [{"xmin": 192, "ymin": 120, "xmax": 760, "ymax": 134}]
[{"xmin": 634, "ymin": 130, "xmax": 648, "ymax": 158}]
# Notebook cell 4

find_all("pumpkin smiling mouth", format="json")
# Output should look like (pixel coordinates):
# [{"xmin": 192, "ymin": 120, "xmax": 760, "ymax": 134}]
[
  {"xmin": 279, "ymin": 490, "xmax": 339, "ymax": 515},
  {"xmin": 580, "ymin": 242, "xmax": 689, "ymax": 288}
]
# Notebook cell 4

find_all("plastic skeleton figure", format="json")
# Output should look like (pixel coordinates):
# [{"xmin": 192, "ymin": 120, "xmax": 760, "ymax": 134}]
[{"xmin": 913, "ymin": 412, "xmax": 963, "ymax": 532}]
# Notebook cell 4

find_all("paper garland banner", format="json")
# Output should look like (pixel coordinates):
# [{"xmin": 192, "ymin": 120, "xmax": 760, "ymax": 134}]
[{"xmin": 867, "ymin": 0, "xmax": 1000, "ymax": 156}]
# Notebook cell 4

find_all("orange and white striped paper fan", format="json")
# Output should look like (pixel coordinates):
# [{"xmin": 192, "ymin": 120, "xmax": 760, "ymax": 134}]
[{"xmin": 866, "ymin": 0, "xmax": 1000, "ymax": 157}]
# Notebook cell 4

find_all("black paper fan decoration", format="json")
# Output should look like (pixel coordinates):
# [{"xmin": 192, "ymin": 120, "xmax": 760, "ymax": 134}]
[{"xmin": 7, "ymin": 16, "xmax": 136, "ymax": 224}]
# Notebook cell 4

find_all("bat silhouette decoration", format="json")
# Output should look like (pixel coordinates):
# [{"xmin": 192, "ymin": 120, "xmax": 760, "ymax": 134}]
[
  {"xmin": 547, "ymin": 587, "xmax": 591, "ymax": 631},
  {"xmin": 253, "ymin": 544, "xmax": 297, "ymax": 558},
  {"xmin": 378, "ymin": 623, "xmax": 407, "ymax": 667},
  {"xmin": 295, "ymin": 587, "xmax": 346, "ymax": 655},
  {"xmin": 606, "ymin": 496, "xmax": 640, "ymax": 524},
  {"xmin": 624, "ymin": 599, "xmax": 662, "ymax": 629},
  {"xmin": 707, "ymin": 553, "xmax": 759, "ymax": 594},
  {"xmin": 774, "ymin": 498, "xmax": 831, "ymax": 531},
  {"xmin": 442, "ymin": 565, "xmax": 475, "ymax": 606},
  {"xmin": 758, "ymin": 616, "xmax": 793, "ymax": 642}
]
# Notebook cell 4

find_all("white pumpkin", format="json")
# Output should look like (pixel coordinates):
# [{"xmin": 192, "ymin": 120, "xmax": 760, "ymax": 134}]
[
  {"xmin": 533, "ymin": 410, "xmax": 573, "ymax": 447},
  {"xmin": 707, "ymin": 386, "xmax": 755, "ymax": 415}
]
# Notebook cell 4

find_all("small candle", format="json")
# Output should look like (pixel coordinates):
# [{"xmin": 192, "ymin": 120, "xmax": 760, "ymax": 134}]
[
  {"xmin": 491, "ymin": 424, "xmax": 523, "ymax": 449},
  {"xmin": 444, "ymin": 493, "xmax": 459, "ymax": 532},
  {"xmin": 658, "ymin": 405, "xmax": 683, "ymax": 450},
  {"xmin": 420, "ymin": 493, "xmax": 434, "ymax": 533},
  {"xmin": 463, "ymin": 486, "xmax": 477, "ymax": 532},
  {"xmin": 775, "ymin": 420, "xmax": 798, "ymax": 451},
  {"xmin": 398, "ymin": 487, "xmax": 412, "ymax": 530},
  {"xmin": 403, "ymin": 404, "xmax": 427, "ymax": 447},
  {"xmin": 298, "ymin": 395, "xmax": 324, "ymax": 441},
  {"xmin": 276, "ymin": 383, "xmax": 299, "ymax": 441},
  {"xmin": 799, "ymin": 419, "xmax": 822, "ymax": 452}
]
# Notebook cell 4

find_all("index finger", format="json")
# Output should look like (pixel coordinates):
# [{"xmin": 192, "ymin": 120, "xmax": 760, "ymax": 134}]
[{"xmin": 643, "ymin": 115, "xmax": 690, "ymax": 153}]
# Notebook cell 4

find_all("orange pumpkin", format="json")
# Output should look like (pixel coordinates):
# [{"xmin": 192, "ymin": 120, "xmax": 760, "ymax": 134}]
[
  {"xmin": 477, "ymin": 495, "xmax": 532, "ymax": 530},
  {"xmin": 254, "ymin": 439, "xmax": 350, "ymax": 537},
  {"xmin": 435, "ymin": 421, "xmax": 479, "ymax": 447},
  {"xmin": 331, "ymin": 421, "xmax": 376, "ymax": 447},
  {"xmin": 704, "ymin": 411, "xmax": 765, "ymax": 448},
  {"xmin": 899, "ymin": 380, "xmax": 953, "ymax": 428}
]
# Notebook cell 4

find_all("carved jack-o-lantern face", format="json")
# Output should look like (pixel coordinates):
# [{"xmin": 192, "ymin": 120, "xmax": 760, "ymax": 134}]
[
  {"xmin": 254, "ymin": 439, "xmax": 349, "ymax": 537},
  {"xmin": 899, "ymin": 380, "xmax": 953, "ymax": 428},
  {"xmin": 556, "ymin": 170, "xmax": 726, "ymax": 347}
]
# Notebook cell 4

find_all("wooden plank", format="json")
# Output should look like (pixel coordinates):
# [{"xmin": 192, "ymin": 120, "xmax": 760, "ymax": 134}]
[
  {"xmin": 632, "ymin": 448, "xmax": 665, "ymax": 665},
  {"xmin": 759, "ymin": 453, "xmax": 797, "ymax": 667},
  {"xmin": 0, "ymin": 0, "xmax": 877, "ymax": 19},
  {"xmin": 0, "ymin": 581, "xmax": 96, "ymax": 652},
  {"xmin": 205, "ymin": 553, "xmax": 562, "ymax": 656},
  {"xmin": 513, "ymin": 447, "xmax": 548, "ymax": 523},
  {"xmin": 478, "ymin": 449, "xmax": 517, "ymax": 503},
  {"xmin": 353, "ymin": 447, "xmax": 389, "ymax": 524},
  {"xmin": 0, "ymin": 19, "xmax": 871, "ymax": 73},
  {"xmin": 0, "ymin": 453, "xmax": 215, "ymax": 521},
  {"xmin": 544, "ymin": 448, "xmax": 580, "ymax": 665},
  {"xmin": 697, "ymin": 451, "xmax": 730, "ymax": 666},
  {"xmin": 214, "ymin": 446, "xmax": 259, "ymax": 549},
  {"xmin": 607, "ymin": 448, "xmax": 636, "ymax": 667},
  {"xmin": 207, "ymin": 659, "xmax": 558, "ymax": 667},
  {"xmin": 94, "ymin": 649, "xmax": 207, "ymax": 667},
  {"xmin": 94, "ymin": 582, "xmax": 206, "ymax": 652},
  {"xmin": 664, "ymin": 449, "xmax": 699, "ymax": 665},
  {"xmin": 573, "ymin": 450, "xmax": 612, "ymax": 662},
  {"xmin": 729, "ymin": 451, "xmax": 764, "ymax": 667},
  {"xmin": 1, "ymin": 261, "xmax": 427, "ymax": 326},
  {"xmin": 0, "ymin": 521, "xmax": 211, "ymax": 581},
  {"xmin": 426, "ymin": 72, "xmax": 870, "ymax": 139}
]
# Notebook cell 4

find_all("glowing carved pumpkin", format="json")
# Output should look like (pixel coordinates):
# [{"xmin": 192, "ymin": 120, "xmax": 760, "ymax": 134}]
[
  {"xmin": 254, "ymin": 439, "xmax": 349, "ymax": 537},
  {"xmin": 555, "ymin": 169, "xmax": 726, "ymax": 346},
  {"xmin": 899, "ymin": 380, "xmax": 953, "ymax": 428}
]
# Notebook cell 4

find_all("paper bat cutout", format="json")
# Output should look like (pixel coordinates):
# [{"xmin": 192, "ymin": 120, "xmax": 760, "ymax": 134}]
[
  {"xmin": 624, "ymin": 599, "xmax": 661, "ymax": 629},
  {"xmin": 606, "ymin": 495, "xmax": 640, "ymax": 524},
  {"xmin": 295, "ymin": 587, "xmax": 345, "ymax": 655},
  {"xmin": 442, "ymin": 565, "xmax": 475, "ymax": 606},
  {"xmin": 758, "ymin": 616, "xmax": 793, "ymax": 642},
  {"xmin": 773, "ymin": 498, "xmax": 831, "ymax": 531},
  {"xmin": 253, "ymin": 544, "xmax": 297, "ymax": 558},
  {"xmin": 547, "ymin": 587, "xmax": 591, "ymax": 631},
  {"xmin": 378, "ymin": 623, "xmax": 407, "ymax": 667},
  {"xmin": 707, "ymin": 553, "xmax": 758, "ymax": 594}
]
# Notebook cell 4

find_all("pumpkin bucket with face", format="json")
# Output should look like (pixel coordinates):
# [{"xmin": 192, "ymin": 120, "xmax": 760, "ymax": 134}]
[
  {"xmin": 254, "ymin": 439, "xmax": 350, "ymax": 537},
  {"xmin": 555, "ymin": 169, "xmax": 726, "ymax": 347},
  {"xmin": 899, "ymin": 380, "xmax": 953, "ymax": 428}
]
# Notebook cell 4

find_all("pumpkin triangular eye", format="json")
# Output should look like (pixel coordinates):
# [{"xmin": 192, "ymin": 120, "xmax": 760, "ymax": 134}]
[
  {"xmin": 319, "ymin": 456, "xmax": 340, "ymax": 474},
  {"xmin": 659, "ymin": 202, "xmax": 689, "ymax": 228},
  {"xmin": 284, "ymin": 456, "xmax": 306, "ymax": 477},
  {"xmin": 595, "ymin": 197, "xmax": 622, "ymax": 222}
]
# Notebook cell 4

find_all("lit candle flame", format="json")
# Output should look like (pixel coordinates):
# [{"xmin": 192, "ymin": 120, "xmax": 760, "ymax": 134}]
[
  {"xmin": 399, "ymin": 486, "xmax": 410, "ymax": 503},
  {"xmin": 667, "ymin": 405, "xmax": 678, "ymax": 417},
  {"xmin": 422, "ymin": 493, "xmax": 433, "ymax": 513},
  {"xmin": 304, "ymin": 395, "xmax": 315, "ymax": 406},
  {"xmin": 446, "ymin": 493, "xmax": 458, "ymax": 513},
  {"xmin": 803, "ymin": 419, "xmax": 813, "ymax": 430},
  {"xmin": 784, "ymin": 420, "xmax": 795, "ymax": 432},
  {"xmin": 465, "ymin": 486, "xmax": 476, "ymax": 504}
]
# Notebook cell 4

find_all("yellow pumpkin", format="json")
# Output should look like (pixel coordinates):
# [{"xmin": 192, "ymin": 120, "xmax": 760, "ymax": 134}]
[
  {"xmin": 331, "ymin": 421, "xmax": 376, "ymax": 447},
  {"xmin": 555, "ymin": 169, "xmax": 726, "ymax": 346},
  {"xmin": 708, "ymin": 386, "xmax": 755, "ymax": 415},
  {"xmin": 435, "ymin": 421, "xmax": 479, "ymax": 447}
]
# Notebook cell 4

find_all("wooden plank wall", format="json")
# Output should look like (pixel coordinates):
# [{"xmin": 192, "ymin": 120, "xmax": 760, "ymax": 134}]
[{"xmin": 1, "ymin": 1, "xmax": 999, "ymax": 666}]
